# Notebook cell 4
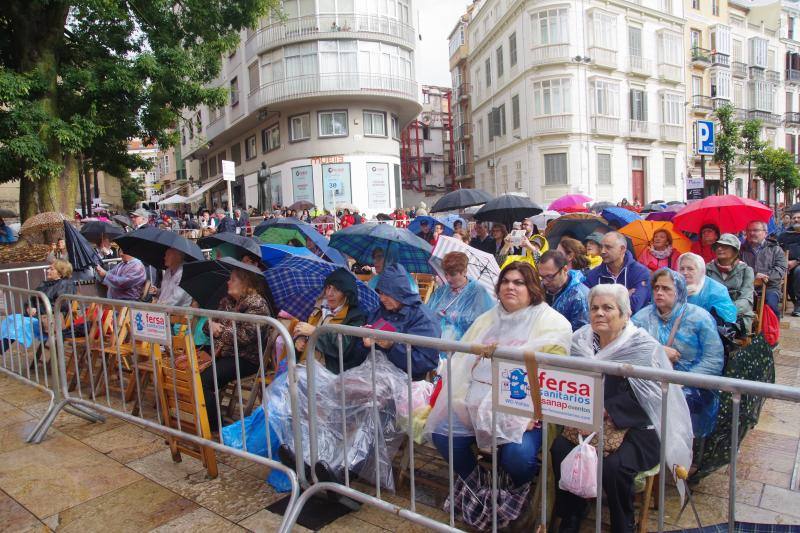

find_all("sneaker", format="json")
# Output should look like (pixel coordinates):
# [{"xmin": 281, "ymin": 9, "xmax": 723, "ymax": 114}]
[{"xmin": 792, "ymin": 308, "xmax": 800, "ymax": 317}]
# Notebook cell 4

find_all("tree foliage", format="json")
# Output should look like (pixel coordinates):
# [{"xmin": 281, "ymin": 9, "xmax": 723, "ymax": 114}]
[
  {"xmin": 0, "ymin": 0, "xmax": 279, "ymax": 220},
  {"xmin": 712, "ymin": 104, "xmax": 741, "ymax": 190},
  {"xmin": 755, "ymin": 147, "xmax": 800, "ymax": 197}
]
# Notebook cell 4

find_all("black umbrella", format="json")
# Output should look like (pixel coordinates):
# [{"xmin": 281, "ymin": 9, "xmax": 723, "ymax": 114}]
[
  {"xmin": 641, "ymin": 203, "xmax": 665, "ymax": 213},
  {"xmin": 786, "ymin": 202, "xmax": 800, "ymax": 213},
  {"xmin": 430, "ymin": 188, "xmax": 494, "ymax": 213},
  {"xmin": 197, "ymin": 232, "xmax": 261, "ymax": 261},
  {"xmin": 375, "ymin": 213, "xmax": 392, "ymax": 221},
  {"xmin": 180, "ymin": 257, "xmax": 265, "ymax": 309},
  {"xmin": 63, "ymin": 221, "xmax": 101, "ymax": 271},
  {"xmin": 666, "ymin": 200, "xmax": 685, "ymax": 206},
  {"xmin": 112, "ymin": 214, "xmax": 133, "ymax": 230},
  {"xmin": 545, "ymin": 216, "xmax": 611, "ymax": 249},
  {"xmin": 589, "ymin": 201, "xmax": 615, "ymax": 213},
  {"xmin": 80, "ymin": 221, "xmax": 124, "ymax": 245},
  {"xmin": 474, "ymin": 194, "xmax": 543, "ymax": 230},
  {"xmin": 114, "ymin": 227, "xmax": 204, "ymax": 270}
]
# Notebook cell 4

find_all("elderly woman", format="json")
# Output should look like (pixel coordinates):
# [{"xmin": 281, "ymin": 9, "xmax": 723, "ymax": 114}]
[
  {"xmin": 554, "ymin": 284, "xmax": 693, "ymax": 533},
  {"xmin": 691, "ymin": 223, "xmax": 721, "ymax": 263},
  {"xmin": 427, "ymin": 252, "xmax": 495, "ymax": 361},
  {"xmin": 200, "ymin": 265, "xmax": 271, "ymax": 431},
  {"xmin": 427, "ymin": 262, "xmax": 572, "ymax": 493},
  {"xmin": 638, "ymin": 229, "xmax": 682, "ymax": 272},
  {"xmin": 678, "ymin": 252, "xmax": 738, "ymax": 326},
  {"xmin": 706, "ymin": 233, "xmax": 755, "ymax": 334},
  {"xmin": 632, "ymin": 269, "xmax": 724, "ymax": 438}
]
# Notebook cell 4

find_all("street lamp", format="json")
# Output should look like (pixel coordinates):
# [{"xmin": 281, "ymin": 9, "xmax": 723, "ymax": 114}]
[{"xmin": 257, "ymin": 162, "xmax": 271, "ymax": 213}]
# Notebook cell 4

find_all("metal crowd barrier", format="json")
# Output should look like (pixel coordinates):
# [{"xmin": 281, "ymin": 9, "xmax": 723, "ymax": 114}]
[
  {"xmin": 31, "ymin": 293, "xmax": 302, "ymax": 531},
  {"xmin": 280, "ymin": 324, "xmax": 800, "ymax": 533}
]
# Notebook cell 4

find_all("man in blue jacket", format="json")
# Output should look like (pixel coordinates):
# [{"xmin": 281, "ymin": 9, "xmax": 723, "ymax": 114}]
[
  {"xmin": 538, "ymin": 250, "xmax": 589, "ymax": 331},
  {"xmin": 583, "ymin": 231, "xmax": 651, "ymax": 313}
]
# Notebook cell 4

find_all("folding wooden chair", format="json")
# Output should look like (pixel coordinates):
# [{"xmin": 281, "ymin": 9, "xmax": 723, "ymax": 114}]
[
  {"xmin": 753, "ymin": 278, "xmax": 767, "ymax": 334},
  {"xmin": 413, "ymin": 273, "xmax": 436, "ymax": 304},
  {"xmin": 220, "ymin": 326, "xmax": 280, "ymax": 422},
  {"xmin": 154, "ymin": 335, "xmax": 218, "ymax": 478},
  {"xmin": 782, "ymin": 250, "xmax": 791, "ymax": 314}
]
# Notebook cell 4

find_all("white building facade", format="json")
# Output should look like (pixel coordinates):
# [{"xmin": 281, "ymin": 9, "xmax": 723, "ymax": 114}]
[
  {"xmin": 181, "ymin": 0, "xmax": 421, "ymax": 216},
  {"xmin": 464, "ymin": 0, "xmax": 687, "ymax": 206}
]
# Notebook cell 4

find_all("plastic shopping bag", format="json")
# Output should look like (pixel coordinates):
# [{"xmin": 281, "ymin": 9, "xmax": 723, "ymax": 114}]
[{"xmin": 559, "ymin": 432, "xmax": 598, "ymax": 498}]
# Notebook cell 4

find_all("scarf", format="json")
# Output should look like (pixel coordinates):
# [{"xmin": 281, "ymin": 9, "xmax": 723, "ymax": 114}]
[
  {"xmin": 649, "ymin": 245, "xmax": 673, "ymax": 260},
  {"xmin": 714, "ymin": 259, "xmax": 738, "ymax": 274}
]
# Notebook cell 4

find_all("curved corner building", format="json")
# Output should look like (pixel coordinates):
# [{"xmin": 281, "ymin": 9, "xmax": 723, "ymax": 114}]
[{"xmin": 181, "ymin": 1, "xmax": 421, "ymax": 216}]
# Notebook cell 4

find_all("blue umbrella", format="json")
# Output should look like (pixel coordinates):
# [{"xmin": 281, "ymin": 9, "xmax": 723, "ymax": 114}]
[
  {"xmin": 601, "ymin": 207, "xmax": 640, "ymax": 228},
  {"xmin": 329, "ymin": 222, "xmax": 434, "ymax": 274},
  {"xmin": 408, "ymin": 215, "xmax": 455, "ymax": 237},
  {"xmin": 263, "ymin": 255, "xmax": 380, "ymax": 321},
  {"xmin": 253, "ymin": 217, "xmax": 344, "ymax": 265},
  {"xmin": 439, "ymin": 214, "xmax": 467, "ymax": 230},
  {"xmin": 259, "ymin": 244, "xmax": 318, "ymax": 267}
]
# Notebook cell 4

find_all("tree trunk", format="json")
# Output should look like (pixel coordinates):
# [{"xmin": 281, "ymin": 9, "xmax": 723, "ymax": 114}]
[
  {"xmin": 77, "ymin": 154, "xmax": 87, "ymax": 216},
  {"xmin": 747, "ymin": 160, "xmax": 752, "ymax": 199},
  {"xmin": 19, "ymin": 175, "xmax": 37, "ymax": 220}
]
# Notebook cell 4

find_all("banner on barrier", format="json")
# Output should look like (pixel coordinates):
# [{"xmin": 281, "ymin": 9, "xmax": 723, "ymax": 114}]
[
  {"xmin": 494, "ymin": 360, "xmax": 603, "ymax": 432},
  {"xmin": 131, "ymin": 309, "xmax": 170, "ymax": 343}
]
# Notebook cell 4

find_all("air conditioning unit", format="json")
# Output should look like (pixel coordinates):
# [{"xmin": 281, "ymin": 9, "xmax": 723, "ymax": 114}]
[{"xmin": 487, "ymin": 158, "xmax": 495, "ymax": 168}]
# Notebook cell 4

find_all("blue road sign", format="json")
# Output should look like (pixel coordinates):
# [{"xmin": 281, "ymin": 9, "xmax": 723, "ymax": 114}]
[{"xmin": 696, "ymin": 120, "xmax": 715, "ymax": 156}]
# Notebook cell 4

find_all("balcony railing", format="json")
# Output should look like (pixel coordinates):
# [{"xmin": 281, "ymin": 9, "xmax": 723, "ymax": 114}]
[
  {"xmin": 660, "ymin": 124, "xmax": 683, "ymax": 143},
  {"xmin": 711, "ymin": 51, "xmax": 730, "ymax": 67},
  {"xmin": 531, "ymin": 44, "xmax": 571, "ymax": 65},
  {"xmin": 787, "ymin": 69, "xmax": 800, "ymax": 83},
  {"xmin": 732, "ymin": 61, "xmax": 747, "ymax": 78},
  {"xmin": 531, "ymin": 114, "xmax": 574, "ymax": 134},
  {"xmin": 766, "ymin": 70, "xmax": 781, "ymax": 83},
  {"xmin": 691, "ymin": 47, "xmax": 711, "ymax": 65},
  {"xmin": 750, "ymin": 66, "xmax": 765, "ymax": 80},
  {"xmin": 712, "ymin": 97, "xmax": 731, "ymax": 110},
  {"xmin": 748, "ymin": 110, "xmax": 781, "ymax": 126},
  {"xmin": 590, "ymin": 115, "xmax": 620, "ymax": 136},
  {"xmin": 206, "ymin": 110, "xmax": 226, "ymax": 140},
  {"xmin": 456, "ymin": 83, "xmax": 472, "ymax": 101},
  {"xmin": 628, "ymin": 56, "xmax": 652, "ymax": 77},
  {"xmin": 785, "ymin": 112, "xmax": 800, "ymax": 125},
  {"xmin": 455, "ymin": 122, "xmax": 473, "ymax": 139},
  {"xmin": 456, "ymin": 161, "xmax": 474, "ymax": 178},
  {"xmin": 248, "ymin": 73, "xmax": 418, "ymax": 110},
  {"xmin": 589, "ymin": 47, "xmax": 617, "ymax": 69},
  {"xmin": 692, "ymin": 95, "xmax": 713, "ymax": 110},
  {"xmin": 734, "ymin": 108, "xmax": 748, "ymax": 120},
  {"xmin": 245, "ymin": 13, "xmax": 416, "ymax": 60},
  {"xmin": 658, "ymin": 63, "xmax": 682, "ymax": 83},
  {"xmin": 627, "ymin": 120, "xmax": 656, "ymax": 139}
]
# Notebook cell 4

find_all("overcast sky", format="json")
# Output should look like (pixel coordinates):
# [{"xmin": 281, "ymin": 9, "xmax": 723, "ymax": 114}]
[{"xmin": 416, "ymin": 0, "xmax": 473, "ymax": 86}]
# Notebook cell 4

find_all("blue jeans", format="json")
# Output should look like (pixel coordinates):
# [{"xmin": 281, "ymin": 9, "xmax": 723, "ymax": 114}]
[
  {"xmin": 765, "ymin": 289, "xmax": 780, "ymax": 317},
  {"xmin": 432, "ymin": 428, "xmax": 542, "ymax": 487}
]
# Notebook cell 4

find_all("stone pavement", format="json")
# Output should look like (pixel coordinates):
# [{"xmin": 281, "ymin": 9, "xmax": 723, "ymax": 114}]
[{"xmin": 1, "ymin": 321, "xmax": 800, "ymax": 532}]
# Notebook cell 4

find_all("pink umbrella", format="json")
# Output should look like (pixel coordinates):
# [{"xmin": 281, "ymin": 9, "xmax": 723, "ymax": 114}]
[{"xmin": 549, "ymin": 194, "xmax": 593, "ymax": 212}]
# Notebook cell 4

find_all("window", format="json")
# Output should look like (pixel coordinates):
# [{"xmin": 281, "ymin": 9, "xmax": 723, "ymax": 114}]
[
  {"xmin": 248, "ymin": 62, "xmax": 260, "ymax": 94},
  {"xmin": 511, "ymin": 94, "xmax": 520, "ymax": 130},
  {"xmin": 630, "ymin": 89, "xmax": 647, "ymax": 121},
  {"xmin": 485, "ymin": 57, "xmax": 491, "ymax": 87},
  {"xmin": 195, "ymin": 112, "xmax": 202, "ymax": 133},
  {"xmin": 592, "ymin": 80, "xmax": 620, "ymax": 116},
  {"xmin": 690, "ymin": 29, "xmax": 701, "ymax": 51},
  {"xmin": 660, "ymin": 92, "xmax": 683, "ymax": 125},
  {"xmin": 231, "ymin": 143, "xmax": 241, "ymax": 166},
  {"xmin": 509, "ymin": 33, "xmax": 517, "ymax": 67},
  {"xmin": 477, "ymin": 118, "xmax": 484, "ymax": 147},
  {"xmin": 628, "ymin": 27, "xmax": 642, "ymax": 59},
  {"xmin": 533, "ymin": 78, "xmax": 571, "ymax": 115},
  {"xmin": 422, "ymin": 125, "xmax": 431, "ymax": 140},
  {"xmin": 262, "ymin": 124, "xmax": 280, "ymax": 152},
  {"xmin": 319, "ymin": 110, "xmax": 348, "ymax": 137},
  {"xmin": 230, "ymin": 77, "xmax": 239, "ymax": 106},
  {"xmin": 597, "ymin": 153, "xmax": 611, "ymax": 184},
  {"xmin": 181, "ymin": 128, "xmax": 186, "ymax": 145},
  {"xmin": 532, "ymin": 8, "xmax": 569, "ymax": 46},
  {"xmin": 692, "ymin": 0, "xmax": 699, "ymax": 9},
  {"xmin": 592, "ymin": 11, "xmax": 616, "ymax": 50},
  {"xmin": 423, "ymin": 160, "xmax": 432, "ymax": 174},
  {"xmin": 364, "ymin": 110, "xmax": 386, "ymax": 136},
  {"xmin": 285, "ymin": 42, "xmax": 318, "ymax": 78},
  {"xmin": 712, "ymin": 0, "xmax": 719, "ymax": 16},
  {"xmin": 244, "ymin": 136, "xmax": 257, "ymax": 160},
  {"xmin": 544, "ymin": 153, "xmax": 568, "ymax": 185},
  {"xmin": 732, "ymin": 39, "xmax": 743, "ymax": 62},
  {"xmin": 664, "ymin": 157, "xmax": 676, "ymax": 187},
  {"xmin": 290, "ymin": 114, "xmax": 310, "ymax": 141},
  {"xmin": 161, "ymin": 155, "xmax": 170, "ymax": 174},
  {"xmin": 657, "ymin": 31, "xmax": 682, "ymax": 66},
  {"xmin": 496, "ymin": 46, "xmax": 504, "ymax": 78},
  {"xmin": 391, "ymin": 115, "xmax": 400, "ymax": 139},
  {"xmin": 488, "ymin": 105, "xmax": 506, "ymax": 140}
]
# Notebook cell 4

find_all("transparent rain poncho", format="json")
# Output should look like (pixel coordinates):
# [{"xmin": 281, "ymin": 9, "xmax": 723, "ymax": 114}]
[{"xmin": 267, "ymin": 350, "xmax": 415, "ymax": 491}]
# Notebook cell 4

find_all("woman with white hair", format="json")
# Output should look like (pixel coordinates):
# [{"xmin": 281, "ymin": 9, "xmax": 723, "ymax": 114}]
[
  {"xmin": 553, "ymin": 283, "xmax": 693, "ymax": 533},
  {"xmin": 677, "ymin": 252, "xmax": 738, "ymax": 326}
]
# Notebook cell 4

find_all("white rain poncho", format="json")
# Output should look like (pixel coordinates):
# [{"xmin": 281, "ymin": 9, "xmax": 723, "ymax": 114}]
[
  {"xmin": 571, "ymin": 322, "xmax": 693, "ymax": 499},
  {"xmin": 426, "ymin": 302, "xmax": 573, "ymax": 449}
]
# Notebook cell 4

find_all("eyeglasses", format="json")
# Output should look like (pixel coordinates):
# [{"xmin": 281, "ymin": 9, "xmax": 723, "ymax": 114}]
[{"xmin": 538, "ymin": 270, "xmax": 564, "ymax": 282}]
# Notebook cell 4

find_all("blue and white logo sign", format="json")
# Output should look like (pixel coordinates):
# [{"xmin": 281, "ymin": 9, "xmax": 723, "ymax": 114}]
[
  {"xmin": 131, "ymin": 309, "xmax": 169, "ymax": 343},
  {"xmin": 696, "ymin": 120, "xmax": 715, "ymax": 156}
]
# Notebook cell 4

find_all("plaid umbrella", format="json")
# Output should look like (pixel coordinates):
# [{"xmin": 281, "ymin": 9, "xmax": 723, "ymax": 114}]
[
  {"xmin": 329, "ymin": 222, "xmax": 434, "ymax": 274},
  {"xmin": 263, "ymin": 255, "xmax": 379, "ymax": 321},
  {"xmin": 254, "ymin": 217, "xmax": 345, "ymax": 265},
  {"xmin": 259, "ymin": 243, "xmax": 318, "ymax": 267}
]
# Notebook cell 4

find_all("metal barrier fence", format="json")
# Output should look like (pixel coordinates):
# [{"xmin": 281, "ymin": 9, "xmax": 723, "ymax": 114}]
[
  {"xmin": 30, "ymin": 293, "xmax": 302, "ymax": 531},
  {"xmin": 280, "ymin": 324, "xmax": 800, "ymax": 533}
]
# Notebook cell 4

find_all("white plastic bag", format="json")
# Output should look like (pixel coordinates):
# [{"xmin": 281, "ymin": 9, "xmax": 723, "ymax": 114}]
[{"xmin": 559, "ymin": 432, "xmax": 598, "ymax": 498}]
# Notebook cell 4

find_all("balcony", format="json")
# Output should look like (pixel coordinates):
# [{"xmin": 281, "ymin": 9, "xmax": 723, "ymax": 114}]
[
  {"xmin": 627, "ymin": 120, "xmax": 657, "ymax": 139},
  {"xmin": 748, "ymin": 110, "xmax": 782, "ymax": 126},
  {"xmin": 628, "ymin": 56, "xmax": 652, "ymax": 77},
  {"xmin": 692, "ymin": 95, "xmax": 713, "ymax": 112},
  {"xmin": 588, "ymin": 47, "xmax": 617, "ymax": 70},
  {"xmin": 712, "ymin": 97, "xmax": 731, "ymax": 110},
  {"xmin": 245, "ymin": 13, "xmax": 416, "ymax": 61},
  {"xmin": 786, "ymin": 112, "xmax": 800, "ymax": 126},
  {"xmin": 766, "ymin": 70, "xmax": 781, "ymax": 84},
  {"xmin": 248, "ymin": 73, "xmax": 418, "ymax": 111},
  {"xmin": 531, "ymin": 114, "xmax": 574, "ymax": 134},
  {"xmin": 658, "ymin": 63, "xmax": 682, "ymax": 84},
  {"xmin": 734, "ymin": 108, "xmax": 748, "ymax": 120},
  {"xmin": 206, "ymin": 110, "xmax": 226, "ymax": 140},
  {"xmin": 660, "ymin": 124, "xmax": 684, "ymax": 143},
  {"xmin": 456, "ymin": 161, "xmax": 474, "ymax": 179},
  {"xmin": 456, "ymin": 83, "xmax": 472, "ymax": 102},
  {"xmin": 531, "ymin": 44, "xmax": 571, "ymax": 65},
  {"xmin": 749, "ymin": 66, "xmax": 765, "ymax": 80},
  {"xmin": 590, "ymin": 115, "xmax": 620, "ymax": 136},
  {"xmin": 711, "ymin": 51, "xmax": 730, "ymax": 67},
  {"xmin": 732, "ymin": 61, "xmax": 747, "ymax": 78},
  {"xmin": 691, "ymin": 47, "xmax": 712, "ymax": 67},
  {"xmin": 455, "ymin": 122, "xmax": 473, "ymax": 140},
  {"xmin": 787, "ymin": 69, "xmax": 800, "ymax": 84}
]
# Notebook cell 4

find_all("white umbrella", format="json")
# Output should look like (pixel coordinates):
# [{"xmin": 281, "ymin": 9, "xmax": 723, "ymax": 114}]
[
  {"xmin": 531, "ymin": 210, "xmax": 560, "ymax": 229},
  {"xmin": 429, "ymin": 235, "xmax": 499, "ymax": 298}
]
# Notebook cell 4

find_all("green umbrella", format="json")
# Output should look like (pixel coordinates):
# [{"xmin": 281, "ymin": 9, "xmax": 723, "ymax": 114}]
[{"xmin": 257, "ymin": 227, "xmax": 307, "ymax": 246}]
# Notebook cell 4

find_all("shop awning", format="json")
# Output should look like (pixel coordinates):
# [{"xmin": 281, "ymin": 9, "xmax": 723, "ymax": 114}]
[
  {"xmin": 184, "ymin": 177, "xmax": 224, "ymax": 203},
  {"xmin": 158, "ymin": 194, "xmax": 188, "ymax": 205}
]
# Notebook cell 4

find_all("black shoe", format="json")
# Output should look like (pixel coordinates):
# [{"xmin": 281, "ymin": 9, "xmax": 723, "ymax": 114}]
[
  {"xmin": 278, "ymin": 444, "xmax": 312, "ymax": 481},
  {"xmin": 558, "ymin": 514, "xmax": 583, "ymax": 533},
  {"xmin": 792, "ymin": 309, "xmax": 800, "ymax": 317},
  {"xmin": 314, "ymin": 460, "xmax": 343, "ymax": 483}
]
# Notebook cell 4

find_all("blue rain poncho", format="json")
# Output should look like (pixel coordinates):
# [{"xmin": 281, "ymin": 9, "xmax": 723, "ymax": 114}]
[
  {"xmin": 632, "ymin": 268, "xmax": 724, "ymax": 437},
  {"xmin": 367, "ymin": 245, "xmax": 419, "ymax": 293},
  {"xmin": 0, "ymin": 315, "xmax": 42, "ymax": 348},
  {"xmin": 426, "ymin": 279, "xmax": 494, "ymax": 354},
  {"xmin": 546, "ymin": 269, "xmax": 590, "ymax": 331}
]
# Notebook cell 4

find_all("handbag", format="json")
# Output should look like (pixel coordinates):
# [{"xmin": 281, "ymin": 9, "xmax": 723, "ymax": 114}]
[
  {"xmin": 445, "ymin": 465, "xmax": 531, "ymax": 530},
  {"xmin": 561, "ymin": 418, "xmax": 628, "ymax": 457}
]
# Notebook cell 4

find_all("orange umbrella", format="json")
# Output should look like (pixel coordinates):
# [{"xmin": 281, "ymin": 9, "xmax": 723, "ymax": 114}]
[{"xmin": 619, "ymin": 220, "xmax": 691, "ymax": 257}]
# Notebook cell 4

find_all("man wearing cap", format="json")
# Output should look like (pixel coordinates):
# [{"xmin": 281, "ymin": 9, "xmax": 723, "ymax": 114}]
[
  {"xmin": 707, "ymin": 233, "xmax": 755, "ymax": 333},
  {"xmin": 95, "ymin": 249, "xmax": 147, "ymax": 301},
  {"xmin": 583, "ymin": 231, "xmax": 651, "ymax": 313},
  {"xmin": 129, "ymin": 208, "xmax": 151, "ymax": 230},
  {"xmin": 740, "ymin": 220, "xmax": 787, "ymax": 317},
  {"xmin": 213, "ymin": 208, "xmax": 237, "ymax": 234}
]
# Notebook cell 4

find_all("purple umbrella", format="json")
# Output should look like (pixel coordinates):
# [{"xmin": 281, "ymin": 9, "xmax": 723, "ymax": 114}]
[
  {"xmin": 645, "ymin": 203, "xmax": 684, "ymax": 221},
  {"xmin": 549, "ymin": 194, "xmax": 593, "ymax": 212}
]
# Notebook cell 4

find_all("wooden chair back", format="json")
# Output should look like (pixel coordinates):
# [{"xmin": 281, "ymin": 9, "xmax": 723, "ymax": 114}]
[
  {"xmin": 783, "ymin": 249, "xmax": 790, "ymax": 314},
  {"xmin": 413, "ymin": 273, "xmax": 435, "ymax": 304},
  {"xmin": 356, "ymin": 273, "xmax": 374, "ymax": 283},
  {"xmin": 754, "ymin": 277, "xmax": 767, "ymax": 334}
]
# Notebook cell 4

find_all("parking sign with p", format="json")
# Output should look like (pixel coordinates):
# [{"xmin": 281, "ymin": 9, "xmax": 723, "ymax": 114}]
[{"xmin": 696, "ymin": 120, "xmax": 715, "ymax": 156}]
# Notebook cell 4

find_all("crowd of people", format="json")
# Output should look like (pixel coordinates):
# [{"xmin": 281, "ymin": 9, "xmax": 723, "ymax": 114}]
[{"xmin": 6, "ymin": 196, "xmax": 791, "ymax": 533}]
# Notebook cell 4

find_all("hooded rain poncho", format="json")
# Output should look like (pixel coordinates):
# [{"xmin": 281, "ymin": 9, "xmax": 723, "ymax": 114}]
[{"xmin": 427, "ymin": 278, "xmax": 495, "ymax": 355}]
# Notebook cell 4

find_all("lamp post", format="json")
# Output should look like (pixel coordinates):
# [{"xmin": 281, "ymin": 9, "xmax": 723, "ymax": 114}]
[{"xmin": 257, "ymin": 162, "xmax": 271, "ymax": 213}]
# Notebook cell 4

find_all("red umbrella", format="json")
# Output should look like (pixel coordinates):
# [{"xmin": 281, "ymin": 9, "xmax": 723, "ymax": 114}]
[
  {"xmin": 672, "ymin": 195, "xmax": 772, "ymax": 234},
  {"xmin": 558, "ymin": 204, "xmax": 590, "ymax": 214}
]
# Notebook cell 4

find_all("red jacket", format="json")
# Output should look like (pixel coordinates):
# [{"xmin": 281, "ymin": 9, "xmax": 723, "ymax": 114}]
[
  {"xmin": 638, "ymin": 247, "xmax": 682, "ymax": 272},
  {"xmin": 691, "ymin": 241, "xmax": 716, "ymax": 264},
  {"xmin": 340, "ymin": 214, "xmax": 355, "ymax": 228}
]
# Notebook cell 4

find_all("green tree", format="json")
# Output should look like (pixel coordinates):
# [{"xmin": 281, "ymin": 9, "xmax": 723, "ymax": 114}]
[
  {"xmin": 0, "ymin": 1, "xmax": 278, "ymax": 220},
  {"xmin": 739, "ymin": 118, "xmax": 766, "ymax": 199},
  {"xmin": 712, "ymin": 104, "xmax": 741, "ymax": 193},
  {"xmin": 755, "ymin": 147, "xmax": 800, "ymax": 207},
  {"xmin": 120, "ymin": 172, "xmax": 145, "ymax": 212}
]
